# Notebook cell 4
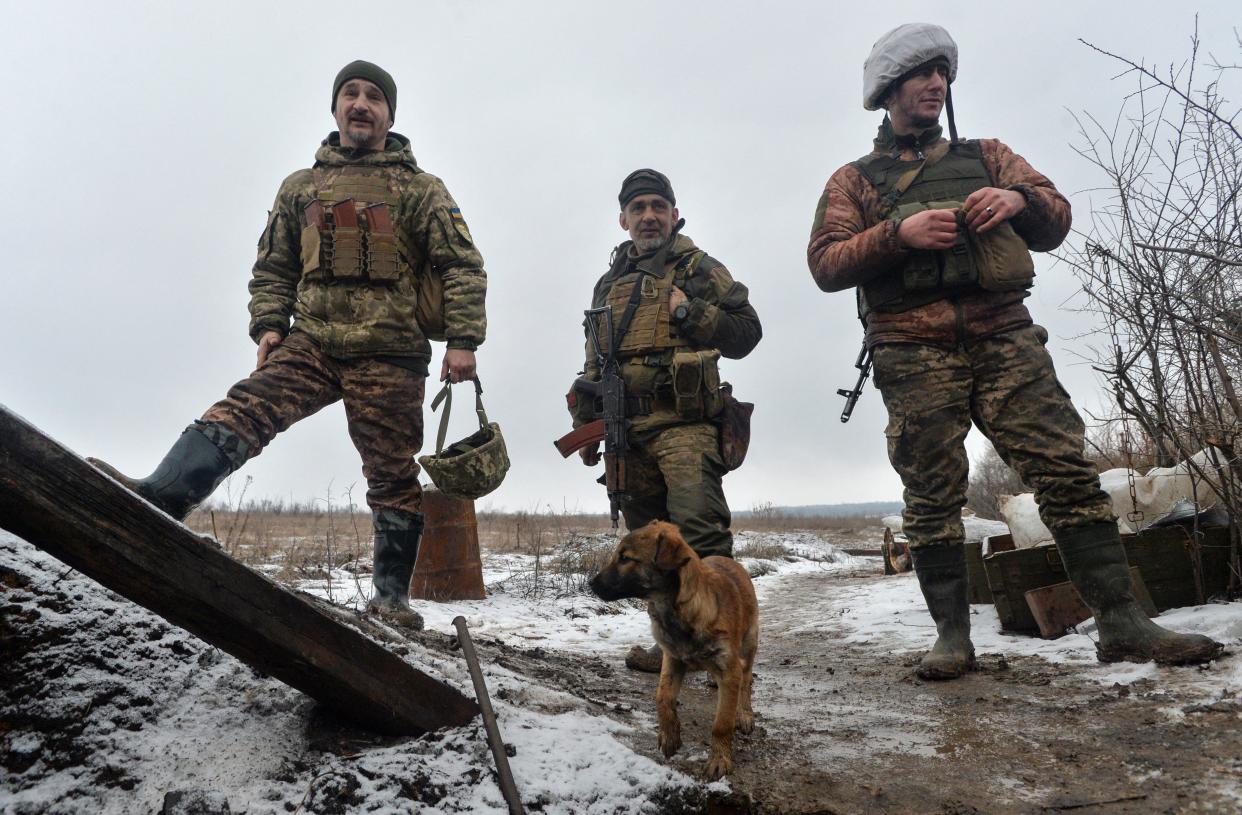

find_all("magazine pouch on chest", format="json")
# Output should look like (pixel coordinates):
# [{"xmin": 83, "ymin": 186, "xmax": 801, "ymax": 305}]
[{"xmin": 671, "ymin": 349, "xmax": 723, "ymax": 421}]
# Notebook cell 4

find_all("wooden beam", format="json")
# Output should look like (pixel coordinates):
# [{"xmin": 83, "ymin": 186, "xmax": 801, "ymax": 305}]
[{"xmin": 0, "ymin": 405, "xmax": 477, "ymax": 736}]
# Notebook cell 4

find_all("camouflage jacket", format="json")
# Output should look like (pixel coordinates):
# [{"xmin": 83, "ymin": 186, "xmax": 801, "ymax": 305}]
[
  {"xmin": 248, "ymin": 132, "xmax": 487, "ymax": 359},
  {"xmin": 578, "ymin": 234, "xmax": 761, "ymax": 433},
  {"xmin": 807, "ymin": 124, "xmax": 1070, "ymax": 347}
]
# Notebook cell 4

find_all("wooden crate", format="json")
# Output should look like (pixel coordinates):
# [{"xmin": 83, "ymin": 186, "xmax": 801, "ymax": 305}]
[
  {"xmin": 984, "ymin": 526, "xmax": 1235, "ymax": 635},
  {"xmin": 983, "ymin": 539, "xmax": 1064, "ymax": 633},
  {"xmin": 964, "ymin": 539, "xmax": 991, "ymax": 604},
  {"xmin": 1122, "ymin": 525, "xmax": 1234, "ymax": 609}
]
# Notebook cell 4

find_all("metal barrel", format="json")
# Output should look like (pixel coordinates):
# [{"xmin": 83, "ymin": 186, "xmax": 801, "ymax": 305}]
[{"xmin": 410, "ymin": 487, "xmax": 486, "ymax": 601}]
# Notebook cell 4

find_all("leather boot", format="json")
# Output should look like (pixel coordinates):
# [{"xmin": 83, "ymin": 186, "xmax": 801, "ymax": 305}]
[
  {"xmin": 88, "ymin": 424, "xmax": 234, "ymax": 521},
  {"xmin": 625, "ymin": 643, "xmax": 663, "ymax": 673},
  {"xmin": 366, "ymin": 510, "xmax": 425, "ymax": 630},
  {"xmin": 1055, "ymin": 523, "xmax": 1223, "ymax": 665},
  {"xmin": 910, "ymin": 543, "xmax": 976, "ymax": 680}
]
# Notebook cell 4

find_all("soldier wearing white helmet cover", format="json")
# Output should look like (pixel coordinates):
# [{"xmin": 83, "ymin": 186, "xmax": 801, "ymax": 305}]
[{"xmin": 808, "ymin": 24, "xmax": 1221, "ymax": 679}]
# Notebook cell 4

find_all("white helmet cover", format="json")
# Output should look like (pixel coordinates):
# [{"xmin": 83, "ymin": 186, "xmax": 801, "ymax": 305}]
[{"xmin": 863, "ymin": 23, "xmax": 958, "ymax": 111}]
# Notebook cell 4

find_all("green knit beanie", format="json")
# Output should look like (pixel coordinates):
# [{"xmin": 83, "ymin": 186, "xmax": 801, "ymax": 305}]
[{"xmin": 332, "ymin": 60, "xmax": 397, "ymax": 123}]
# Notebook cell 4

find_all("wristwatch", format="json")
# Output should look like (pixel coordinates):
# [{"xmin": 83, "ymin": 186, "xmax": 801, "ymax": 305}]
[{"xmin": 673, "ymin": 302, "xmax": 691, "ymax": 323}]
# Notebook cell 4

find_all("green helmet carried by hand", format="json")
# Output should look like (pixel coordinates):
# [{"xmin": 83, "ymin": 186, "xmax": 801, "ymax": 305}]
[{"xmin": 418, "ymin": 378, "xmax": 510, "ymax": 500}]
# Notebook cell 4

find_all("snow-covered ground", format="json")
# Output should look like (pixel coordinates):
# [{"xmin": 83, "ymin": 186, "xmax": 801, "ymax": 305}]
[{"xmin": 3, "ymin": 526, "xmax": 1240, "ymax": 814}]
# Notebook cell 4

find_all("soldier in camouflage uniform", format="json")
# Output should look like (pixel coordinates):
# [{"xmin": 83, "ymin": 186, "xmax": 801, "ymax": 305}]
[
  {"xmin": 575, "ymin": 169, "xmax": 761, "ymax": 670},
  {"xmin": 808, "ymin": 25, "xmax": 1220, "ymax": 678},
  {"xmin": 91, "ymin": 61, "xmax": 487, "ymax": 629}
]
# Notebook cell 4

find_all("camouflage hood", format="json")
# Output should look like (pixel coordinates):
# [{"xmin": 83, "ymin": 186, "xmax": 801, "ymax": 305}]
[{"xmin": 315, "ymin": 131, "xmax": 420, "ymax": 172}]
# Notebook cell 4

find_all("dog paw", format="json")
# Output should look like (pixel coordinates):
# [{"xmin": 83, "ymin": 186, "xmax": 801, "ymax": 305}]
[
  {"xmin": 736, "ymin": 711, "xmax": 755, "ymax": 734},
  {"xmin": 704, "ymin": 753, "xmax": 733, "ymax": 780},
  {"xmin": 658, "ymin": 727, "xmax": 681, "ymax": 758}
]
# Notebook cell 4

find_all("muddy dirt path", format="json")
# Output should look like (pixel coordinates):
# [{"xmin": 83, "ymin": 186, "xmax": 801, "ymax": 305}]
[{"xmin": 502, "ymin": 564, "xmax": 1241, "ymax": 814}]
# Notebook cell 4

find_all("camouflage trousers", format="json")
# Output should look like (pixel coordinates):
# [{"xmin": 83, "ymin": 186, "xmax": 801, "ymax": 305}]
[
  {"xmin": 871, "ymin": 324, "xmax": 1114, "ymax": 549},
  {"xmin": 200, "ymin": 331, "xmax": 425, "ymax": 515},
  {"xmin": 621, "ymin": 422, "xmax": 733, "ymax": 559}
]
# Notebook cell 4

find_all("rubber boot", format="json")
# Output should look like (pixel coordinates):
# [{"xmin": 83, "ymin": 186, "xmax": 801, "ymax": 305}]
[
  {"xmin": 1055, "ymin": 523, "xmax": 1223, "ymax": 665},
  {"xmin": 87, "ymin": 424, "xmax": 234, "ymax": 521},
  {"xmin": 366, "ymin": 510, "xmax": 425, "ymax": 630},
  {"xmin": 910, "ymin": 543, "xmax": 977, "ymax": 680},
  {"xmin": 625, "ymin": 643, "xmax": 664, "ymax": 673}
]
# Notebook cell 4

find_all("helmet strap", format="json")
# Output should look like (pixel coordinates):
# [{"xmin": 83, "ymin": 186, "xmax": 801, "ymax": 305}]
[{"xmin": 946, "ymin": 84, "xmax": 960, "ymax": 144}]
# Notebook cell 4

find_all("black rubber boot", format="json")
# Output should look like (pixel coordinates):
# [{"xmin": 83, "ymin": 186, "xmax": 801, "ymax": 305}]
[
  {"xmin": 910, "ymin": 543, "xmax": 977, "ymax": 680},
  {"xmin": 1055, "ymin": 523, "xmax": 1223, "ymax": 665},
  {"xmin": 366, "ymin": 510, "xmax": 425, "ymax": 630},
  {"xmin": 87, "ymin": 425, "xmax": 234, "ymax": 521},
  {"xmin": 625, "ymin": 643, "xmax": 664, "ymax": 673}
]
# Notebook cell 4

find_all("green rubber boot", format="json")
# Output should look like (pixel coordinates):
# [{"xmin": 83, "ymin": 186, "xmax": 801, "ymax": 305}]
[
  {"xmin": 88, "ymin": 424, "xmax": 234, "ymax": 521},
  {"xmin": 1056, "ymin": 523, "xmax": 1223, "ymax": 665},
  {"xmin": 366, "ymin": 510, "xmax": 425, "ymax": 630},
  {"xmin": 910, "ymin": 543, "xmax": 977, "ymax": 680}
]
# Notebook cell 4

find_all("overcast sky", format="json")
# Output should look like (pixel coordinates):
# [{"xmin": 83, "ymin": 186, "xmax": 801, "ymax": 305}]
[{"xmin": 2, "ymin": 1, "xmax": 1237, "ymax": 515}]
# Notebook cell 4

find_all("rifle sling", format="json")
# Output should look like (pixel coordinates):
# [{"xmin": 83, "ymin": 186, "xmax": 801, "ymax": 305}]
[{"xmin": 878, "ymin": 140, "xmax": 951, "ymax": 218}]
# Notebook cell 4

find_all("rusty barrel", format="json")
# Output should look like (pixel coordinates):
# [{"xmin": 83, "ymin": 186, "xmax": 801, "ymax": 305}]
[{"xmin": 411, "ymin": 487, "xmax": 486, "ymax": 601}]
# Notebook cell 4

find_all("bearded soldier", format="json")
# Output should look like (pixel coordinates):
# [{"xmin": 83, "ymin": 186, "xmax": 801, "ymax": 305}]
[
  {"xmin": 572, "ymin": 169, "xmax": 761, "ymax": 672},
  {"xmin": 91, "ymin": 61, "xmax": 487, "ymax": 629},
  {"xmin": 808, "ymin": 25, "xmax": 1221, "ymax": 678}
]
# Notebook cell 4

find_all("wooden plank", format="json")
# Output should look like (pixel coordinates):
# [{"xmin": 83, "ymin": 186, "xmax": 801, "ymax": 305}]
[
  {"xmin": 0, "ymin": 405, "xmax": 477, "ymax": 736},
  {"xmin": 1024, "ymin": 567, "xmax": 1157, "ymax": 639}
]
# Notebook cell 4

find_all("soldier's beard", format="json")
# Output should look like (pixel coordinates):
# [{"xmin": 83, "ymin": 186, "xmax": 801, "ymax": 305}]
[{"xmin": 633, "ymin": 235, "xmax": 667, "ymax": 253}]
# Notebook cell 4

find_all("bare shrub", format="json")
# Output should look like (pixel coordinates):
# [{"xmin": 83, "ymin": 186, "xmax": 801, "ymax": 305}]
[
  {"xmin": 1065, "ymin": 22, "xmax": 1242, "ymax": 596},
  {"xmin": 966, "ymin": 441, "xmax": 1027, "ymax": 520}
]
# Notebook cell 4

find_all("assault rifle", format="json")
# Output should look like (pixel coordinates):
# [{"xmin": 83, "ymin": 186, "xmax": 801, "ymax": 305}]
[
  {"xmin": 555, "ymin": 307, "xmax": 627, "ymax": 527},
  {"xmin": 554, "ymin": 221, "xmax": 685, "ymax": 527},
  {"xmin": 837, "ymin": 341, "xmax": 872, "ymax": 423}
]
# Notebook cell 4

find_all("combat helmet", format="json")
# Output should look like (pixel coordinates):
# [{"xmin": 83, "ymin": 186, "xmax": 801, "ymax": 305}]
[
  {"xmin": 418, "ymin": 377, "xmax": 510, "ymax": 500},
  {"xmin": 862, "ymin": 23, "xmax": 962, "ymax": 140}
]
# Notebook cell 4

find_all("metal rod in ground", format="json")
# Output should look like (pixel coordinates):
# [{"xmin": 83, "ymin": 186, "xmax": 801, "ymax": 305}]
[{"xmin": 453, "ymin": 616, "xmax": 525, "ymax": 815}]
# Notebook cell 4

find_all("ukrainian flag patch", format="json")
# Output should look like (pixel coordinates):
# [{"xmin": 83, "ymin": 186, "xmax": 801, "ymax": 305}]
[{"xmin": 447, "ymin": 207, "xmax": 472, "ymax": 244}]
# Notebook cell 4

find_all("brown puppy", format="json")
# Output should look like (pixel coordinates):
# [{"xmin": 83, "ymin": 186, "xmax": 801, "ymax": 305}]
[{"xmin": 590, "ymin": 521, "xmax": 758, "ymax": 779}]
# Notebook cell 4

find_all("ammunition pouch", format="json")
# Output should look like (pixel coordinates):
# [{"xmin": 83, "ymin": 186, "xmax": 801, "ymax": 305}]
[
  {"xmin": 889, "ymin": 199, "xmax": 1034, "ymax": 296},
  {"xmin": 969, "ymin": 219, "xmax": 1036, "ymax": 292},
  {"xmin": 361, "ymin": 203, "xmax": 402, "ymax": 282},
  {"xmin": 670, "ymin": 349, "xmax": 723, "ymax": 421},
  {"xmin": 299, "ymin": 199, "xmax": 412, "ymax": 286}
]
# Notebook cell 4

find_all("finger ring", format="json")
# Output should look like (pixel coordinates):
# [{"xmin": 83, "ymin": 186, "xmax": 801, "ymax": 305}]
[{"xmin": 985, "ymin": 206, "xmax": 994, "ymax": 214}]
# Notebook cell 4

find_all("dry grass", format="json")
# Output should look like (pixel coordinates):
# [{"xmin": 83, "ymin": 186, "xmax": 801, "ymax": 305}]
[
  {"xmin": 185, "ymin": 488, "xmax": 880, "ymax": 600},
  {"xmin": 734, "ymin": 514, "xmax": 886, "ymax": 535},
  {"xmin": 733, "ymin": 538, "xmax": 795, "ymax": 561},
  {"xmin": 185, "ymin": 479, "xmax": 371, "ymax": 581}
]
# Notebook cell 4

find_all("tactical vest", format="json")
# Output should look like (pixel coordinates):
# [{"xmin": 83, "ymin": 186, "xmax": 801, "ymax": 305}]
[
  {"xmin": 300, "ymin": 165, "xmax": 420, "ymax": 286},
  {"xmin": 597, "ymin": 250, "xmax": 704, "ymax": 358},
  {"xmin": 852, "ymin": 141, "xmax": 1012, "ymax": 316}
]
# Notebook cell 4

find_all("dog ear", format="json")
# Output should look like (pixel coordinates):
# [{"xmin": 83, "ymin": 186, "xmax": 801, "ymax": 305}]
[{"xmin": 652, "ymin": 525, "xmax": 692, "ymax": 571}]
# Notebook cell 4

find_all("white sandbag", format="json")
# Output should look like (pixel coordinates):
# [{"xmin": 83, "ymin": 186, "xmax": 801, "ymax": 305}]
[
  {"xmin": 997, "ymin": 493, "xmax": 1053, "ymax": 548},
  {"xmin": 1001, "ymin": 447, "xmax": 1231, "ymax": 541}
]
